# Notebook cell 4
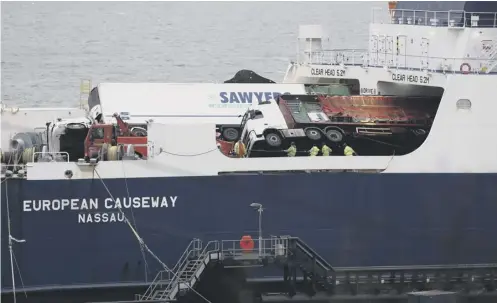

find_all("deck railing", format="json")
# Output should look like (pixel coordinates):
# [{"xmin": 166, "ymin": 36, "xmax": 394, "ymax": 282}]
[
  {"xmin": 220, "ymin": 237, "xmax": 289, "ymax": 259},
  {"xmin": 372, "ymin": 8, "xmax": 497, "ymax": 28},
  {"xmin": 298, "ymin": 49, "xmax": 497, "ymax": 74}
]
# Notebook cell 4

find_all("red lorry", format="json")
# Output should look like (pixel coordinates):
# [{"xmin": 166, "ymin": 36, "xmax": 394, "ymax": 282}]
[{"xmin": 84, "ymin": 113, "xmax": 148, "ymax": 160}]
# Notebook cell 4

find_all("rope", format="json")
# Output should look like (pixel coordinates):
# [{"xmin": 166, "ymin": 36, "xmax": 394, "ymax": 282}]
[
  {"xmin": 92, "ymin": 168, "xmax": 167, "ymax": 268},
  {"xmin": 120, "ymin": 159, "xmax": 150, "ymax": 282},
  {"xmin": 385, "ymin": 149, "xmax": 396, "ymax": 171},
  {"xmin": 12, "ymin": 253, "xmax": 27, "ymax": 298},
  {"xmin": 5, "ymin": 180, "xmax": 16, "ymax": 302},
  {"xmin": 4, "ymin": 180, "xmax": 28, "ymax": 302},
  {"xmin": 92, "ymin": 168, "xmax": 213, "ymax": 303},
  {"xmin": 157, "ymin": 147, "xmax": 218, "ymax": 157}
]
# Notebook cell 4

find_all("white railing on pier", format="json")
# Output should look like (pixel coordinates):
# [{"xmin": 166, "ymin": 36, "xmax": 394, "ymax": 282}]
[
  {"xmin": 299, "ymin": 49, "xmax": 497, "ymax": 74},
  {"xmin": 372, "ymin": 8, "xmax": 497, "ymax": 28}
]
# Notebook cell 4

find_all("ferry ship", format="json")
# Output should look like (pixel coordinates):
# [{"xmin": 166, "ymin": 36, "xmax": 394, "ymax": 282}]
[{"xmin": 2, "ymin": 1, "xmax": 497, "ymax": 302}]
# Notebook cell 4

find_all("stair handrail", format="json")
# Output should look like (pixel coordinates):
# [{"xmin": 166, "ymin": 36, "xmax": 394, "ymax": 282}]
[
  {"xmin": 157, "ymin": 241, "xmax": 222, "ymax": 301},
  {"xmin": 487, "ymin": 60, "xmax": 497, "ymax": 73},
  {"xmin": 172, "ymin": 239, "xmax": 203, "ymax": 280},
  {"xmin": 482, "ymin": 41, "xmax": 497, "ymax": 73},
  {"xmin": 139, "ymin": 269, "xmax": 169, "ymax": 300},
  {"xmin": 485, "ymin": 51, "xmax": 497, "ymax": 73},
  {"xmin": 200, "ymin": 240, "xmax": 220, "ymax": 257},
  {"xmin": 173, "ymin": 240, "xmax": 220, "ymax": 286},
  {"xmin": 293, "ymin": 237, "xmax": 334, "ymax": 271},
  {"xmin": 155, "ymin": 239, "xmax": 205, "ymax": 301},
  {"xmin": 488, "ymin": 42, "xmax": 497, "ymax": 59},
  {"xmin": 169, "ymin": 238, "xmax": 202, "ymax": 279},
  {"xmin": 159, "ymin": 249, "xmax": 199, "ymax": 300},
  {"xmin": 174, "ymin": 253, "xmax": 198, "ymax": 285},
  {"xmin": 159, "ymin": 271, "xmax": 180, "ymax": 300}
]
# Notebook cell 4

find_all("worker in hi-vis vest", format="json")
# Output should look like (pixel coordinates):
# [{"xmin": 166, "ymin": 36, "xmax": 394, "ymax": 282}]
[
  {"xmin": 321, "ymin": 143, "xmax": 332, "ymax": 156},
  {"xmin": 343, "ymin": 143, "xmax": 357, "ymax": 156},
  {"xmin": 285, "ymin": 142, "xmax": 297, "ymax": 157},
  {"xmin": 308, "ymin": 145, "xmax": 320, "ymax": 157}
]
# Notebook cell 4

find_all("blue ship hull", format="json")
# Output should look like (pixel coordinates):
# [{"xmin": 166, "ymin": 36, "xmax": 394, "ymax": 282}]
[{"xmin": 2, "ymin": 173, "xmax": 497, "ymax": 292}]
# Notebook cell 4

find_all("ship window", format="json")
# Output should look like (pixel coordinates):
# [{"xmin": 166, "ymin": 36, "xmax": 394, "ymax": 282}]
[
  {"xmin": 247, "ymin": 110, "xmax": 263, "ymax": 120},
  {"xmin": 456, "ymin": 99, "xmax": 471, "ymax": 110},
  {"xmin": 252, "ymin": 110, "xmax": 263, "ymax": 120},
  {"xmin": 91, "ymin": 127, "xmax": 104, "ymax": 140}
]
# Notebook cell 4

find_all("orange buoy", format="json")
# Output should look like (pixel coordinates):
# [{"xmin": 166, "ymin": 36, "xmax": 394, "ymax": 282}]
[
  {"xmin": 240, "ymin": 235, "xmax": 255, "ymax": 253},
  {"xmin": 388, "ymin": 1, "xmax": 397, "ymax": 10}
]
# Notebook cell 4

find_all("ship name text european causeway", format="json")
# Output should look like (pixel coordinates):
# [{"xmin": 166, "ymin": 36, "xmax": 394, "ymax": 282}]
[{"xmin": 22, "ymin": 196, "xmax": 178, "ymax": 224}]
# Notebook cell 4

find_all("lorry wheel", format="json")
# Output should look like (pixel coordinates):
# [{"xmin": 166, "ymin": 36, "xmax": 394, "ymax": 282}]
[
  {"xmin": 412, "ymin": 128, "xmax": 426, "ymax": 136},
  {"xmin": 325, "ymin": 128, "xmax": 344, "ymax": 143},
  {"xmin": 305, "ymin": 128, "xmax": 322, "ymax": 141},
  {"xmin": 131, "ymin": 127, "xmax": 147, "ymax": 137},
  {"xmin": 265, "ymin": 132, "xmax": 282, "ymax": 147},
  {"xmin": 222, "ymin": 128, "xmax": 239, "ymax": 141}
]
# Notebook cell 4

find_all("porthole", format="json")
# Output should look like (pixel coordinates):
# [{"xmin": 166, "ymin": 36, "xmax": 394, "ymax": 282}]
[
  {"xmin": 456, "ymin": 99, "xmax": 471, "ymax": 110},
  {"xmin": 64, "ymin": 170, "xmax": 73, "ymax": 179}
]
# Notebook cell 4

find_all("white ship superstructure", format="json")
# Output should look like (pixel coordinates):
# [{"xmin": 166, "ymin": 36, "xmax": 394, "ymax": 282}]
[{"xmin": 283, "ymin": 5, "xmax": 497, "ymax": 97}]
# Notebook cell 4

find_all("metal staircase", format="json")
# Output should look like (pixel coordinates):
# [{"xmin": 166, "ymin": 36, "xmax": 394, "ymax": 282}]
[
  {"xmin": 136, "ymin": 238, "xmax": 218, "ymax": 302},
  {"xmin": 136, "ymin": 236, "xmax": 293, "ymax": 302},
  {"xmin": 482, "ymin": 41, "xmax": 497, "ymax": 73}
]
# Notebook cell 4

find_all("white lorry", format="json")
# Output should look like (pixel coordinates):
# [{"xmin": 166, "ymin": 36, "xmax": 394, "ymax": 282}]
[{"xmin": 87, "ymin": 83, "xmax": 307, "ymax": 141}]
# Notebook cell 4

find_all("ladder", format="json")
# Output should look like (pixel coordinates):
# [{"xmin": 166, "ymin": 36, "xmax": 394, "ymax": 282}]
[{"xmin": 482, "ymin": 41, "xmax": 497, "ymax": 73}]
